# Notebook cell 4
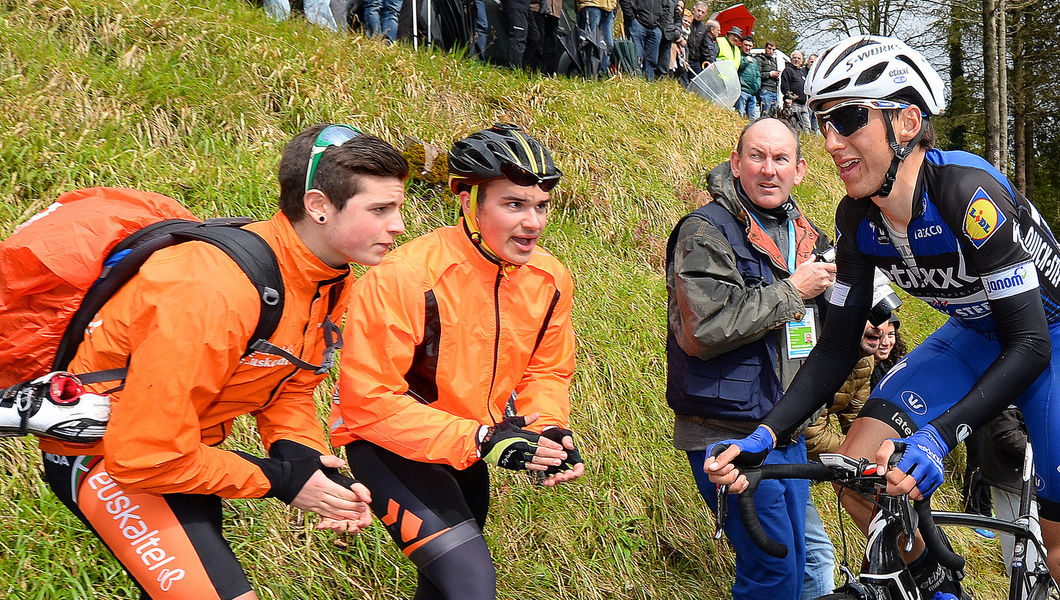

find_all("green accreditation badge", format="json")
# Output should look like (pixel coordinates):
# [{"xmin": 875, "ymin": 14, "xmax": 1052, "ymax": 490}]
[{"xmin": 785, "ymin": 306, "xmax": 817, "ymax": 359}]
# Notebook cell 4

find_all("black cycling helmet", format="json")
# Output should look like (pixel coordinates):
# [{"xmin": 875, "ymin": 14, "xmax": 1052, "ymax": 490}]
[{"xmin": 448, "ymin": 124, "xmax": 561, "ymax": 194}]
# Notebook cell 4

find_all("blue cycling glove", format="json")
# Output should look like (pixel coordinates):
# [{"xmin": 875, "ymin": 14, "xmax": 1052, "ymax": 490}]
[
  {"xmin": 707, "ymin": 424, "xmax": 776, "ymax": 470},
  {"xmin": 890, "ymin": 424, "xmax": 950, "ymax": 497}
]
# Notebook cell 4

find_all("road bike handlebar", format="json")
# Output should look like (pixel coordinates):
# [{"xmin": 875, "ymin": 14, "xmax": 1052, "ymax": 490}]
[{"xmin": 727, "ymin": 457, "xmax": 965, "ymax": 573}]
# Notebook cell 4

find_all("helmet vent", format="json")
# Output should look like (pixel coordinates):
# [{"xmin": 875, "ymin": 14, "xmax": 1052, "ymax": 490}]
[
  {"xmin": 855, "ymin": 63, "xmax": 887, "ymax": 86},
  {"xmin": 818, "ymin": 78, "xmax": 852, "ymax": 97},
  {"xmin": 822, "ymin": 37, "xmax": 877, "ymax": 79}
]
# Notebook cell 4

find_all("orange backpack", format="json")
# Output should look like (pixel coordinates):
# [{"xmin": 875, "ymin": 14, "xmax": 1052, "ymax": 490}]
[{"xmin": 0, "ymin": 187, "xmax": 284, "ymax": 388}]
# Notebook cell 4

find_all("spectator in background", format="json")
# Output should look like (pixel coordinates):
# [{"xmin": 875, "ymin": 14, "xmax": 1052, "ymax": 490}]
[
  {"xmin": 735, "ymin": 36, "xmax": 761, "ymax": 119},
  {"xmin": 975, "ymin": 408, "xmax": 1043, "ymax": 574},
  {"xmin": 501, "ymin": 0, "xmax": 532, "ymax": 68},
  {"xmin": 699, "ymin": 19, "xmax": 721, "ymax": 70},
  {"xmin": 672, "ymin": 9, "xmax": 694, "ymax": 84},
  {"xmin": 364, "ymin": 0, "xmax": 402, "ymax": 41},
  {"xmin": 756, "ymin": 40, "xmax": 781, "ymax": 116},
  {"xmin": 526, "ymin": 0, "xmax": 562, "ymax": 74},
  {"xmin": 577, "ymin": 0, "xmax": 617, "ymax": 74},
  {"xmin": 869, "ymin": 314, "xmax": 906, "ymax": 389},
  {"xmin": 666, "ymin": 118, "xmax": 836, "ymax": 600},
  {"xmin": 715, "ymin": 24, "xmax": 742, "ymax": 65},
  {"xmin": 473, "ymin": 0, "xmax": 489, "ymax": 58},
  {"xmin": 803, "ymin": 53, "xmax": 820, "ymax": 132},
  {"xmin": 781, "ymin": 50, "xmax": 811, "ymax": 132},
  {"xmin": 684, "ymin": 3, "xmax": 709, "ymax": 73},
  {"xmin": 802, "ymin": 320, "xmax": 885, "ymax": 600},
  {"xmin": 618, "ymin": 0, "xmax": 667, "ymax": 81},
  {"xmin": 658, "ymin": 0, "xmax": 683, "ymax": 78}
]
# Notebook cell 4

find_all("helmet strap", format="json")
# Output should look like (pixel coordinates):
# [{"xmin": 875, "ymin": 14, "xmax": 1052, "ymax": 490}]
[
  {"xmin": 870, "ymin": 114, "xmax": 924, "ymax": 199},
  {"xmin": 461, "ymin": 184, "xmax": 515, "ymax": 271}
]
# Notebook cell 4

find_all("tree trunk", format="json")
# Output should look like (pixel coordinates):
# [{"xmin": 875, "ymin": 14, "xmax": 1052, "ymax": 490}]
[
  {"xmin": 998, "ymin": 0, "xmax": 1008, "ymax": 173},
  {"xmin": 983, "ymin": 0, "xmax": 1001, "ymax": 167},
  {"xmin": 1013, "ymin": 22, "xmax": 1026, "ymax": 193}
]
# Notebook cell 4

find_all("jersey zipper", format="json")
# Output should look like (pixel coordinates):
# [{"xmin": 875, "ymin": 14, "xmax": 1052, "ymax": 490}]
[{"xmin": 486, "ymin": 267, "xmax": 503, "ymax": 424}]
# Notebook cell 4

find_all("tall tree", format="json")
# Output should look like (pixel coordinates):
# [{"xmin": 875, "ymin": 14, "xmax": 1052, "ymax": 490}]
[
  {"xmin": 982, "ymin": 0, "xmax": 1001, "ymax": 167},
  {"xmin": 784, "ymin": 0, "xmax": 939, "ymax": 49},
  {"xmin": 998, "ymin": 0, "xmax": 1008, "ymax": 172}
]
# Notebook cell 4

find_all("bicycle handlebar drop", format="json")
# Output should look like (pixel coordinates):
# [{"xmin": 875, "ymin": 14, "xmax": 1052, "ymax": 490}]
[{"xmin": 729, "ymin": 454, "xmax": 965, "ymax": 573}]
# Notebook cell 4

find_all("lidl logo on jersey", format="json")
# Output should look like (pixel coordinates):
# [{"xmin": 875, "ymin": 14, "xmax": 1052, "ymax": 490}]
[{"xmin": 964, "ymin": 188, "xmax": 1006, "ymax": 248}]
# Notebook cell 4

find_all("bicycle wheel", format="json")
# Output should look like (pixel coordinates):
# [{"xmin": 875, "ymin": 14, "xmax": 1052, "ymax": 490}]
[{"xmin": 1028, "ymin": 573, "xmax": 1060, "ymax": 600}]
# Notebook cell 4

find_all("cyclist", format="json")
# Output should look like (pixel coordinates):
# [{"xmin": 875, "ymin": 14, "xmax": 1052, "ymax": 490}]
[
  {"xmin": 329, "ymin": 124, "xmax": 585, "ymax": 600},
  {"xmin": 39, "ymin": 124, "xmax": 408, "ymax": 599},
  {"xmin": 707, "ymin": 35, "xmax": 1060, "ymax": 594}
]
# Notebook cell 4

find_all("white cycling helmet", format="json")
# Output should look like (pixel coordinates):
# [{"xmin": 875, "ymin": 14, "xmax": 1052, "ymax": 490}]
[{"xmin": 805, "ymin": 35, "xmax": 945, "ymax": 115}]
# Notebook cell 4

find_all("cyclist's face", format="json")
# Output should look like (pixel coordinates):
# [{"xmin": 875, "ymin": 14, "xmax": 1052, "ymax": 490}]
[
  {"xmin": 317, "ymin": 174, "xmax": 406, "ymax": 267},
  {"xmin": 469, "ymin": 178, "xmax": 550, "ymax": 265},
  {"xmin": 820, "ymin": 98, "xmax": 895, "ymax": 199},
  {"xmin": 730, "ymin": 119, "xmax": 806, "ymax": 210}
]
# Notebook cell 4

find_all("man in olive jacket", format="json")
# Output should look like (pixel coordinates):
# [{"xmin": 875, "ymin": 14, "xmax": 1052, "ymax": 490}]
[{"xmin": 665, "ymin": 118, "xmax": 836, "ymax": 599}]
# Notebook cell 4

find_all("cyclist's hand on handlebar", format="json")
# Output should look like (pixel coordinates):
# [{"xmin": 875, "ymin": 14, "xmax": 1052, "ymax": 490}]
[
  {"xmin": 705, "ymin": 425, "xmax": 776, "ymax": 493},
  {"xmin": 876, "ymin": 424, "xmax": 950, "ymax": 500}
]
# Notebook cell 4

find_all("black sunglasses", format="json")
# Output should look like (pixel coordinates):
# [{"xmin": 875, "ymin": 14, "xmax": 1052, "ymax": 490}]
[
  {"xmin": 815, "ymin": 99, "xmax": 913, "ymax": 137},
  {"xmin": 500, "ymin": 161, "xmax": 562, "ymax": 192}
]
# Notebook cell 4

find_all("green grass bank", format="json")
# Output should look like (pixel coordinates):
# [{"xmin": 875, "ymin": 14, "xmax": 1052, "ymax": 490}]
[{"xmin": 0, "ymin": 0, "xmax": 1007, "ymax": 598}]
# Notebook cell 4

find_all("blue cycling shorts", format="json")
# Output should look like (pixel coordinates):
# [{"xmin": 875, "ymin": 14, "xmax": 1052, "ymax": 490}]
[{"xmin": 861, "ymin": 318, "xmax": 1060, "ymax": 513}]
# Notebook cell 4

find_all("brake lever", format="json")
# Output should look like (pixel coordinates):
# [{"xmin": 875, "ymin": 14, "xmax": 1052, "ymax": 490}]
[{"xmin": 714, "ymin": 484, "xmax": 728, "ymax": 540}]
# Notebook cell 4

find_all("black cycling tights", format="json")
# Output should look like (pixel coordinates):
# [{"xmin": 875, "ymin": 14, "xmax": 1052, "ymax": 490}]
[{"xmin": 345, "ymin": 441, "xmax": 497, "ymax": 600}]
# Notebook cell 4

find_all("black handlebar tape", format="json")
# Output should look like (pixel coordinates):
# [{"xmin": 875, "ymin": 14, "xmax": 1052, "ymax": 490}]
[
  {"xmin": 914, "ymin": 500, "xmax": 966, "ymax": 572},
  {"xmin": 737, "ymin": 494, "xmax": 789, "ymax": 558},
  {"xmin": 734, "ymin": 463, "xmax": 835, "ymax": 558}
]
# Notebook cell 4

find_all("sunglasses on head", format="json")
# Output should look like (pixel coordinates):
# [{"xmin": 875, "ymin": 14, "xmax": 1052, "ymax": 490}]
[
  {"xmin": 815, "ymin": 99, "xmax": 914, "ymax": 137},
  {"xmin": 500, "ymin": 161, "xmax": 562, "ymax": 192},
  {"xmin": 305, "ymin": 124, "xmax": 361, "ymax": 193}
]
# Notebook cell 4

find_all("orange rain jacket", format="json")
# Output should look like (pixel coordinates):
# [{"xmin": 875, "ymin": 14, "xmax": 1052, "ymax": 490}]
[
  {"xmin": 41, "ymin": 212, "xmax": 351, "ymax": 499},
  {"xmin": 329, "ymin": 221, "xmax": 576, "ymax": 469}
]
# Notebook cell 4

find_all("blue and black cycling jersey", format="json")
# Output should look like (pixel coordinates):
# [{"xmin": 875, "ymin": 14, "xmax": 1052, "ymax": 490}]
[
  {"xmin": 834, "ymin": 149, "xmax": 1060, "ymax": 328},
  {"xmin": 763, "ymin": 149, "xmax": 1058, "ymax": 450}
]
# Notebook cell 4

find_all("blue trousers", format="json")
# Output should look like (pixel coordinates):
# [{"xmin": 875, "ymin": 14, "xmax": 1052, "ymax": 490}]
[
  {"xmin": 736, "ymin": 92, "xmax": 760, "ymax": 119},
  {"xmin": 802, "ymin": 494, "xmax": 836, "ymax": 599},
  {"xmin": 577, "ymin": 7, "xmax": 614, "ymax": 73},
  {"xmin": 759, "ymin": 90, "xmax": 778, "ymax": 117},
  {"xmin": 688, "ymin": 439, "xmax": 808, "ymax": 599},
  {"xmin": 627, "ymin": 20, "xmax": 660, "ymax": 81},
  {"xmin": 364, "ymin": 0, "xmax": 401, "ymax": 40}
]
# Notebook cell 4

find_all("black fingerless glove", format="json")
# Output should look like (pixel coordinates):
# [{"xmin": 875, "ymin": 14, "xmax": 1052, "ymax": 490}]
[
  {"xmin": 237, "ymin": 451, "xmax": 323, "ymax": 504},
  {"xmin": 239, "ymin": 440, "xmax": 359, "ymax": 503},
  {"xmin": 478, "ymin": 416, "xmax": 540, "ymax": 471},
  {"xmin": 540, "ymin": 427, "xmax": 584, "ymax": 475}
]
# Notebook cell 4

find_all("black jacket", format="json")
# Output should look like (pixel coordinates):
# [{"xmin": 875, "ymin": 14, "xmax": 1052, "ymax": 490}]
[
  {"xmin": 755, "ymin": 52, "xmax": 779, "ymax": 92},
  {"xmin": 780, "ymin": 63, "xmax": 807, "ymax": 104},
  {"xmin": 619, "ymin": 0, "xmax": 665, "ymax": 29}
]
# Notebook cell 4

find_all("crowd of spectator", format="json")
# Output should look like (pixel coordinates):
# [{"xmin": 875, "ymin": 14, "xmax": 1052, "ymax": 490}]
[{"xmin": 258, "ymin": 0, "xmax": 821, "ymax": 131}]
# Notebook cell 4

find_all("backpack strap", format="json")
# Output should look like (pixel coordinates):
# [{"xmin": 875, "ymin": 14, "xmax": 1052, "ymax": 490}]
[
  {"xmin": 52, "ymin": 218, "xmax": 287, "ymax": 381},
  {"xmin": 53, "ymin": 219, "xmax": 207, "ymax": 373},
  {"xmin": 174, "ymin": 221, "xmax": 285, "ymax": 357},
  {"xmin": 248, "ymin": 279, "xmax": 345, "ymax": 375}
]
